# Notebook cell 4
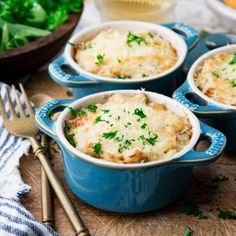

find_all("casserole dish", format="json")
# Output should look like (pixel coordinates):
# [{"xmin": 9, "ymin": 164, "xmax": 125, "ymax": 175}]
[
  {"xmin": 173, "ymin": 45, "xmax": 236, "ymax": 152},
  {"xmin": 36, "ymin": 90, "xmax": 226, "ymax": 213},
  {"xmin": 48, "ymin": 21, "xmax": 199, "ymax": 98}
]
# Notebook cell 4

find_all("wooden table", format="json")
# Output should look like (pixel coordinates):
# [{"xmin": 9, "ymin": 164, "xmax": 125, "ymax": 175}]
[{"xmin": 20, "ymin": 69, "xmax": 236, "ymax": 236}]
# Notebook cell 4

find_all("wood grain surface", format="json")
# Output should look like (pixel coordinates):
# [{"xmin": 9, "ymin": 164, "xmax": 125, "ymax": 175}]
[{"xmin": 19, "ymin": 70, "xmax": 236, "ymax": 236}]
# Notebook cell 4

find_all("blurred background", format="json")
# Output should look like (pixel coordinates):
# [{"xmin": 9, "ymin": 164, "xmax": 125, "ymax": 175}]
[{"xmin": 77, "ymin": 0, "xmax": 235, "ymax": 33}]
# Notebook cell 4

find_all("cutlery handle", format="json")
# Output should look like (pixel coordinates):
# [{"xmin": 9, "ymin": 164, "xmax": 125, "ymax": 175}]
[
  {"xmin": 31, "ymin": 138, "xmax": 90, "ymax": 236},
  {"xmin": 40, "ymin": 135, "xmax": 54, "ymax": 227}
]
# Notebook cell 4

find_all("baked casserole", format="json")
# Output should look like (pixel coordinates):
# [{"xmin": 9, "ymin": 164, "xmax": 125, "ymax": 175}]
[
  {"xmin": 64, "ymin": 93, "xmax": 192, "ymax": 164},
  {"xmin": 73, "ymin": 29, "xmax": 178, "ymax": 79},
  {"xmin": 194, "ymin": 52, "xmax": 236, "ymax": 106}
]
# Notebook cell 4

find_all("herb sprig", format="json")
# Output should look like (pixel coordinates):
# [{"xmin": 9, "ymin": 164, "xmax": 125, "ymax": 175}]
[
  {"xmin": 87, "ymin": 104, "xmax": 97, "ymax": 112},
  {"xmin": 212, "ymin": 70, "xmax": 219, "ymax": 78},
  {"xmin": 229, "ymin": 54, "xmax": 236, "ymax": 65},
  {"xmin": 94, "ymin": 116, "xmax": 110, "ymax": 124},
  {"xmin": 68, "ymin": 107, "xmax": 86, "ymax": 118},
  {"xmin": 96, "ymin": 54, "xmax": 105, "ymax": 65},
  {"xmin": 65, "ymin": 134, "xmax": 76, "ymax": 147},
  {"xmin": 180, "ymin": 200, "xmax": 208, "ymax": 219},
  {"xmin": 126, "ymin": 32, "xmax": 146, "ymax": 47},
  {"xmin": 102, "ymin": 131, "xmax": 118, "ymax": 139},
  {"xmin": 93, "ymin": 142, "xmax": 103, "ymax": 154},
  {"xmin": 134, "ymin": 108, "xmax": 146, "ymax": 119},
  {"xmin": 183, "ymin": 227, "xmax": 193, "ymax": 236}
]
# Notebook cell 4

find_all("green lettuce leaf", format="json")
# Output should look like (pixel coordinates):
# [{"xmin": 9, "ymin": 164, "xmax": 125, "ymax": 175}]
[
  {"xmin": 0, "ymin": 0, "xmax": 83, "ymax": 51},
  {"xmin": 0, "ymin": 18, "xmax": 50, "ymax": 51}
]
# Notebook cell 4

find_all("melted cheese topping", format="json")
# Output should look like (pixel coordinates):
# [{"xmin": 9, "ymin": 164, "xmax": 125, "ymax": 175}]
[
  {"xmin": 194, "ymin": 52, "xmax": 236, "ymax": 106},
  {"xmin": 65, "ymin": 93, "xmax": 192, "ymax": 164},
  {"xmin": 74, "ymin": 29, "xmax": 177, "ymax": 79}
]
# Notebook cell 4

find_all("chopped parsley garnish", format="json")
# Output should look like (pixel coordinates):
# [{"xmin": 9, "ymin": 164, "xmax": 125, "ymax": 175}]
[
  {"xmin": 217, "ymin": 209, "xmax": 236, "ymax": 220},
  {"xmin": 125, "ymin": 122, "xmax": 132, "ymax": 127},
  {"xmin": 95, "ymin": 54, "xmax": 105, "ymax": 65},
  {"xmin": 118, "ymin": 139, "xmax": 134, "ymax": 153},
  {"xmin": 148, "ymin": 32, "xmax": 154, "ymax": 38},
  {"xmin": 138, "ymin": 133, "xmax": 158, "ymax": 146},
  {"xmin": 229, "ymin": 54, "xmax": 236, "ymax": 65},
  {"xmin": 94, "ymin": 116, "xmax": 109, "ymax": 124},
  {"xmin": 102, "ymin": 109, "xmax": 110, "ymax": 114},
  {"xmin": 87, "ymin": 104, "xmax": 97, "ymax": 112},
  {"xmin": 183, "ymin": 227, "xmax": 193, "ymax": 236},
  {"xmin": 115, "ymin": 135, "xmax": 124, "ymax": 142},
  {"xmin": 228, "ymin": 79, "xmax": 236, "ymax": 87},
  {"xmin": 180, "ymin": 200, "xmax": 208, "ymax": 219},
  {"xmin": 67, "ymin": 107, "xmax": 87, "ymax": 118},
  {"xmin": 212, "ymin": 70, "xmax": 219, "ymax": 78},
  {"xmin": 117, "ymin": 58, "xmax": 122, "ymax": 63},
  {"xmin": 95, "ymin": 116, "xmax": 102, "ymax": 123},
  {"xmin": 117, "ymin": 75, "xmax": 126, "ymax": 80},
  {"xmin": 147, "ymin": 134, "xmax": 158, "ymax": 146},
  {"xmin": 118, "ymin": 145, "xmax": 123, "ymax": 153},
  {"xmin": 125, "ymin": 139, "xmax": 134, "ymax": 146},
  {"xmin": 126, "ymin": 32, "xmax": 146, "ymax": 47},
  {"xmin": 66, "ymin": 90, "xmax": 73, "ymax": 97},
  {"xmin": 102, "ymin": 131, "xmax": 118, "ymax": 139},
  {"xmin": 139, "ymin": 135, "xmax": 146, "ymax": 145},
  {"xmin": 77, "ymin": 110, "xmax": 86, "ymax": 116},
  {"xmin": 134, "ymin": 108, "xmax": 146, "ymax": 119},
  {"xmin": 142, "ymin": 73, "xmax": 148, "ymax": 77},
  {"xmin": 64, "ymin": 122, "xmax": 71, "ymax": 132},
  {"xmin": 93, "ymin": 143, "xmax": 103, "ymax": 155},
  {"xmin": 65, "ymin": 134, "xmax": 76, "ymax": 147},
  {"xmin": 141, "ymin": 123, "xmax": 147, "ymax": 129}
]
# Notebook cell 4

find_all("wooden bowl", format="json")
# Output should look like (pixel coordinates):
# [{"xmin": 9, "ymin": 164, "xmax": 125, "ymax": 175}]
[{"xmin": 0, "ymin": 11, "xmax": 83, "ymax": 83}]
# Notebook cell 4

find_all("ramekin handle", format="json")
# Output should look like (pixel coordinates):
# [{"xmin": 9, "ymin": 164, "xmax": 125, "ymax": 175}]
[
  {"xmin": 162, "ymin": 22, "xmax": 199, "ymax": 50},
  {"xmin": 176, "ymin": 122, "xmax": 226, "ymax": 165},
  {"xmin": 173, "ymin": 81, "xmax": 232, "ymax": 114},
  {"xmin": 48, "ymin": 55, "xmax": 98, "ymax": 87},
  {"xmin": 36, "ymin": 99, "xmax": 73, "ymax": 140}
]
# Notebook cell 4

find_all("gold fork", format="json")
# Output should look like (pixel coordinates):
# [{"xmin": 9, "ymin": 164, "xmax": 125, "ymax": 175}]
[{"xmin": 0, "ymin": 84, "xmax": 90, "ymax": 236}]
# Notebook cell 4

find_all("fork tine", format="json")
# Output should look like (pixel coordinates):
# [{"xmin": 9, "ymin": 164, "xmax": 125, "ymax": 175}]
[
  {"xmin": 19, "ymin": 83, "xmax": 34, "ymax": 117},
  {"xmin": 12, "ymin": 85, "xmax": 26, "ymax": 117},
  {"xmin": 6, "ymin": 89, "xmax": 17, "ymax": 118},
  {"xmin": 0, "ymin": 96, "xmax": 8, "ymax": 121}
]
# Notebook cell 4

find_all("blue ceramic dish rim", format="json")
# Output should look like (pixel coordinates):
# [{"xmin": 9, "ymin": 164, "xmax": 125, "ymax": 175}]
[
  {"xmin": 36, "ymin": 90, "xmax": 226, "ymax": 169},
  {"xmin": 173, "ymin": 44, "xmax": 236, "ymax": 114},
  {"xmin": 48, "ymin": 21, "xmax": 199, "ymax": 86}
]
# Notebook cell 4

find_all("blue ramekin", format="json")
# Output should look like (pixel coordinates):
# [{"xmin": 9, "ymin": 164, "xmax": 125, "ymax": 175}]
[
  {"xmin": 48, "ymin": 21, "xmax": 199, "ymax": 98},
  {"xmin": 173, "ymin": 44, "xmax": 236, "ymax": 152},
  {"xmin": 36, "ymin": 90, "xmax": 226, "ymax": 213}
]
